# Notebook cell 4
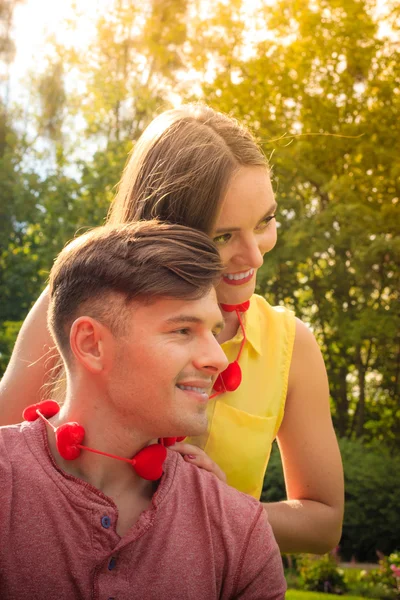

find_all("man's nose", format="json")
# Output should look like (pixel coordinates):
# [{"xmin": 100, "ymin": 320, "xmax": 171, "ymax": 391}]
[{"xmin": 193, "ymin": 336, "xmax": 229, "ymax": 376}]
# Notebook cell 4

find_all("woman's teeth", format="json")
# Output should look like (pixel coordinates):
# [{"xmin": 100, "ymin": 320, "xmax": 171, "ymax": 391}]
[{"xmin": 224, "ymin": 269, "xmax": 254, "ymax": 281}]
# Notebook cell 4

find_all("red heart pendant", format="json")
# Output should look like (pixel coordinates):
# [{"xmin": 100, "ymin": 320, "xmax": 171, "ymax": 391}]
[
  {"xmin": 213, "ymin": 360, "xmax": 242, "ymax": 393},
  {"xmin": 23, "ymin": 403, "xmax": 41, "ymax": 422},
  {"xmin": 55, "ymin": 422, "xmax": 85, "ymax": 460},
  {"xmin": 132, "ymin": 443, "xmax": 167, "ymax": 480},
  {"xmin": 23, "ymin": 400, "xmax": 60, "ymax": 422},
  {"xmin": 39, "ymin": 400, "xmax": 60, "ymax": 418}
]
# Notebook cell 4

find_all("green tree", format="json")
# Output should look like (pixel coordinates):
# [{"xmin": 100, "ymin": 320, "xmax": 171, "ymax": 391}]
[
  {"xmin": 192, "ymin": 0, "xmax": 400, "ymax": 444},
  {"xmin": 2, "ymin": 0, "xmax": 399, "ymax": 453},
  {"xmin": 1, "ymin": 0, "xmax": 190, "ymax": 374}
]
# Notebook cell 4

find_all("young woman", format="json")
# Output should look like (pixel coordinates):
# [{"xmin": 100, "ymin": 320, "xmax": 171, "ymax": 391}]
[{"xmin": 0, "ymin": 104, "xmax": 344, "ymax": 554}]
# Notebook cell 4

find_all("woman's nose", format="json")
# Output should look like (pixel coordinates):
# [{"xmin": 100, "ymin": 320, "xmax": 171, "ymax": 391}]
[{"xmin": 239, "ymin": 235, "xmax": 265, "ymax": 269}]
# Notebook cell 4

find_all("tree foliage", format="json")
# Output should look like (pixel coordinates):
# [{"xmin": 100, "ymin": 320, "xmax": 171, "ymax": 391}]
[
  {"xmin": 195, "ymin": 0, "xmax": 400, "ymax": 445},
  {"xmin": 1, "ymin": 0, "xmax": 399, "ymax": 448}
]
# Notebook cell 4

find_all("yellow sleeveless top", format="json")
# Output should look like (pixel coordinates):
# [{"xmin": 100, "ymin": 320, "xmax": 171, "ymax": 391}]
[{"xmin": 187, "ymin": 294, "xmax": 295, "ymax": 499}]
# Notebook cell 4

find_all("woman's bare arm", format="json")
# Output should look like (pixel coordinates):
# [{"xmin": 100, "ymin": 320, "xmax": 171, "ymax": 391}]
[
  {"xmin": 0, "ymin": 288, "xmax": 59, "ymax": 425},
  {"xmin": 263, "ymin": 318, "xmax": 344, "ymax": 554},
  {"xmin": 148, "ymin": 316, "xmax": 344, "ymax": 554}
]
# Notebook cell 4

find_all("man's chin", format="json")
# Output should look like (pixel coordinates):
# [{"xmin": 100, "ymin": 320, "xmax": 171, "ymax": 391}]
[{"xmin": 180, "ymin": 416, "xmax": 208, "ymax": 439}]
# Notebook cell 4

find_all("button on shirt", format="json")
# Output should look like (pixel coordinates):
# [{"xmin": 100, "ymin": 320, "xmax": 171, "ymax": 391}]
[
  {"xmin": 0, "ymin": 420, "xmax": 286, "ymax": 600},
  {"xmin": 102, "ymin": 516, "xmax": 112, "ymax": 529},
  {"xmin": 108, "ymin": 557, "xmax": 117, "ymax": 571}
]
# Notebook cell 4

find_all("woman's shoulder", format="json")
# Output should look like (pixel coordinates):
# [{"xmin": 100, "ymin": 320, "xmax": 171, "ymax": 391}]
[
  {"xmin": 249, "ymin": 295, "xmax": 318, "ymax": 350},
  {"xmin": 250, "ymin": 294, "xmax": 295, "ymax": 332},
  {"xmin": 251, "ymin": 293, "xmax": 294, "ymax": 315}
]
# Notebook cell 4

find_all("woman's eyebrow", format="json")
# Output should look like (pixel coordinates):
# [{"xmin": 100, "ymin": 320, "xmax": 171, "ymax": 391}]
[{"xmin": 215, "ymin": 201, "xmax": 278, "ymax": 234}]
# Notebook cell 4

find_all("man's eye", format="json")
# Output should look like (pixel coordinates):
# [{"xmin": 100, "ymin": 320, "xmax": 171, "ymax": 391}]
[
  {"xmin": 213, "ymin": 233, "xmax": 232, "ymax": 245},
  {"xmin": 175, "ymin": 328, "xmax": 191, "ymax": 335},
  {"xmin": 256, "ymin": 215, "xmax": 276, "ymax": 230}
]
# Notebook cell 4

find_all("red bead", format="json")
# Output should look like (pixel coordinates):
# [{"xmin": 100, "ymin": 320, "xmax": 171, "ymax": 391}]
[
  {"xmin": 159, "ymin": 436, "xmax": 187, "ymax": 447},
  {"xmin": 39, "ymin": 400, "xmax": 60, "ymax": 418},
  {"xmin": 161, "ymin": 437, "xmax": 178, "ymax": 447},
  {"xmin": 219, "ymin": 301, "xmax": 250, "ymax": 313},
  {"xmin": 23, "ymin": 403, "xmax": 41, "ymax": 422},
  {"xmin": 55, "ymin": 422, "xmax": 85, "ymax": 460},
  {"xmin": 132, "ymin": 443, "xmax": 167, "ymax": 480},
  {"xmin": 213, "ymin": 360, "xmax": 242, "ymax": 393},
  {"xmin": 23, "ymin": 400, "xmax": 60, "ymax": 422}
]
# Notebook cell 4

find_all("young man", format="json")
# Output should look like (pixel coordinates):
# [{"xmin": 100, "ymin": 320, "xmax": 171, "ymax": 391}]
[{"xmin": 0, "ymin": 221, "xmax": 286, "ymax": 600}]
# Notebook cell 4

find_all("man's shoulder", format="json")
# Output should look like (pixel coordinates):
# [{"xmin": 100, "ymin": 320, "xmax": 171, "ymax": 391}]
[
  {"xmin": 0, "ymin": 421, "xmax": 36, "ymax": 467},
  {"xmin": 0, "ymin": 423, "xmax": 22, "ymax": 477},
  {"xmin": 163, "ymin": 453, "xmax": 286, "ymax": 599},
  {"xmin": 0, "ymin": 421, "xmax": 26, "ymax": 446},
  {"xmin": 167, "ymin": 451, "xmax": 263, "ymax": 523}
]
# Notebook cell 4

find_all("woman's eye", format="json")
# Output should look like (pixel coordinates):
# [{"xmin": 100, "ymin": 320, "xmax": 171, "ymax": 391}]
[
  {"xmin": 256, "ymin": 215, "xmax": 276, "ymax": 230},
  {"xmin": 213, "ymin": 233, "xmax": 232, "ymax": 245}
]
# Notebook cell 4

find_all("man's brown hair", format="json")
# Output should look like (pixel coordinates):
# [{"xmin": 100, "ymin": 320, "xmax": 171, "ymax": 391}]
[{"xmin": 48, "ymin": 220, "xmax": 223, "ymax": 354}]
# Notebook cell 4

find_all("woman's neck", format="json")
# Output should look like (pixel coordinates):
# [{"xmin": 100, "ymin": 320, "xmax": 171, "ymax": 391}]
[{"xmin": 217, "ymin": 308, "xmax": 240, "ymax": 344}]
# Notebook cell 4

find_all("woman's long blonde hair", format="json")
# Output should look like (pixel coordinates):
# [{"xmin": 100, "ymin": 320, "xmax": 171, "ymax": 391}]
[{"xmin": 108, "ymin": 104, "xmax": 268, "ymax": 234}]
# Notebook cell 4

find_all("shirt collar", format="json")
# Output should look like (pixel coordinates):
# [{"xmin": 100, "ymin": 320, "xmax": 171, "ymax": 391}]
[
  {"xmin": 222, "ymin": 297, "xmax": 262, "ymax": 356},
  {"xmin": 243, "ymin": 297, "xmax": 262, "ymax": 355}
]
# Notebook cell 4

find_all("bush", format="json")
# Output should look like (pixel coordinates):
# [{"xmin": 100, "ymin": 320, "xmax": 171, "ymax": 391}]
[
  {"xmin": 360, "ymin": 551, "xmax": 400, "ymax": 599},
  {"xmin": 339, "ymin": 440, "xmax": 400, "ymax": 561},
  {"xmin": 262, "ymin": 439, "xmax": 400, "ymax": 561},
  {"xmin": 341, "ymin": 551, "xmax": 400, "ymax": 599},
  {"xmin": 297, "ymin": 554, "xmax": 347, "ymax": 594}
]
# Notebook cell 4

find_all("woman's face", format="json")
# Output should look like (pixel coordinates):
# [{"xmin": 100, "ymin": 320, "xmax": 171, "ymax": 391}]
[{"xmin": 212, "ymin": 166, "xmax": 277, "ymax": 305}]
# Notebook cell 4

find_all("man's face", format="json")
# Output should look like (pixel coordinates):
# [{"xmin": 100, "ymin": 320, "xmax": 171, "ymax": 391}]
[{"xmin": 106, "ymin": 289, "xmax": 228, "ymax": 439}]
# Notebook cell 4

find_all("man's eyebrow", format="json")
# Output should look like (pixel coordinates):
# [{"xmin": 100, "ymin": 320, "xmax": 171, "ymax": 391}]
[
  {"xmin": 165, "ymin": 315, "xmax": 225, "ymax": 330},
  {"xmin": 214, "ymin": 201, "xmax": 278, "ymax": 234}
]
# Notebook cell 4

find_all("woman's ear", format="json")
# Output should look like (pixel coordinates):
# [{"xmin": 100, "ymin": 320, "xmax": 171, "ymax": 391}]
[{"xmin": 69, "ymin": 316, "xmax": 112, "ymax": 374}]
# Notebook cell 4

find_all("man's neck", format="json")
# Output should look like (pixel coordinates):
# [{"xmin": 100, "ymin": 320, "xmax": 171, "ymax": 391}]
[{"xmin": 46, "ymin": 385, "xmax": 156, "ymax": 500}]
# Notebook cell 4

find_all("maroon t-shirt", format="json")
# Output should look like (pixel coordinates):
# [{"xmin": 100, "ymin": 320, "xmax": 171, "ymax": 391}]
[{"xmin": 0, "ymin": 420, "xmax": 286, "ymax": 600}]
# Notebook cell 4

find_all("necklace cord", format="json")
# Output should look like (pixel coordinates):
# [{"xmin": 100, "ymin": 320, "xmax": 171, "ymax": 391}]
[
  {"xmin": 77, "ymin": 445, "xmax": 134, "ymax": 464},
  {"xmin": 37, "ymin": 410, "xmax": 57, "ymax": 432},
  {"xmin": 211, "ymin": 303, "xmax": 248, "ymax": 399},
  {"xmin": 236, "ymin": 308, "xmax": 246, "ymax": 361}
]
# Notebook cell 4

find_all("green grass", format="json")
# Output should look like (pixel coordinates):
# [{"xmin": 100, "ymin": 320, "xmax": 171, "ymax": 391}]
[{"xmin": 286, "ymin": 590, "xmax": 372, "ymax": 600}]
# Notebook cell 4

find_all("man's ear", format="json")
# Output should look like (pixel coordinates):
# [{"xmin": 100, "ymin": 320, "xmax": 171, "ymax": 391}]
[{"xmin": 69, "ymin": 317, "xmax": 113, "ymax": 374}]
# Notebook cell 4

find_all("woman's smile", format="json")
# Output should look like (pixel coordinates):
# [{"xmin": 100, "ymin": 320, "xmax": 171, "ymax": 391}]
[
  {"xmin": 222, "ymin": 268, "xmax": 255, "ymax": 286},
  {"xmin": 213, "ymin": 166, "xmax": 277, "ymax": 304}
]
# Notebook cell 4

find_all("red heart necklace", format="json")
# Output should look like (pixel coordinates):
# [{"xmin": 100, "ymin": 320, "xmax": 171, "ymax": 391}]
[
  {"xmin": 211, "ymin": 300, "xmax": 249, "ymax": 398},
  {"xmin": 23, "ymin": 400, "xmax": 185, "ymax": 481}
]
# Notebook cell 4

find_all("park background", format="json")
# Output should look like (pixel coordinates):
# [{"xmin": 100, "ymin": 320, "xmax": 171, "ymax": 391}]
[{"xmin": 1, "ymin": 0, "xmax": 399, "ymax": 596}]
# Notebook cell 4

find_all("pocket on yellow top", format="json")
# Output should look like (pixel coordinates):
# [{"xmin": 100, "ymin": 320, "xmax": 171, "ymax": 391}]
[{"xmin": 204, "ymin": 400, "xmax": 277, "ymax": 499}]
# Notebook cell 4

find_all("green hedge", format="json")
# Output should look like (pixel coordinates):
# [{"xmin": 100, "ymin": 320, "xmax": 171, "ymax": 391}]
[
  {"xmin": 286, "ymin": 592, "xmax": 369, "ymax": 600},
  {"xmin": 285, "ymin": 551, "xmax": 400, "ymax": 599},
  {"xmin": 262, "ymin": 438, "xmax": 400, "ymax": 561}
]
